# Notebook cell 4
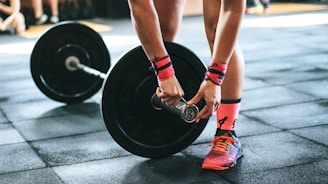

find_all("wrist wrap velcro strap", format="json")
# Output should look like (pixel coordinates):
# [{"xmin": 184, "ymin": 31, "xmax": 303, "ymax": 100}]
[
  {"xmin": 151, "ymin": 55, "xmax": 175, "ymax": 82},
  {"xmin": 204, "ymin": 60, "xmax": 227, "ymax": 86}
]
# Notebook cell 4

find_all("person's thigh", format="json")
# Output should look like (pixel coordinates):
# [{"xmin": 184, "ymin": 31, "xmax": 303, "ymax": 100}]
[{"xmin": 154, "ymin": 0, "xmax": 186, "ymax": 41}]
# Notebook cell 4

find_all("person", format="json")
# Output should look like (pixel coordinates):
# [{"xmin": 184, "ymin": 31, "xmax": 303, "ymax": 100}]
[
  {"xmin": 246, "ymin": 0, "xmax": 271, "ymax": 14},
  {"xmin": 128, "ymin": 0, "xmax": 245, "ymax": 171},
  {"xmin": 0, "ymin": 0, "xmax": 26, "ymax": 34},
  {"xmin": 31, "ymin": 0, "xmax": 59, "ymax": 24}
]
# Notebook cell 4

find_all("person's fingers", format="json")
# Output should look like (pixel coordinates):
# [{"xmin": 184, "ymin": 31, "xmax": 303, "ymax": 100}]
[
  {"xmin": 187, "ymin": 92, "xmax": 202, "ymax": 106},
  {"xmin": 156, "ymin": 87, "xmax": 182, "ymax": 106}
]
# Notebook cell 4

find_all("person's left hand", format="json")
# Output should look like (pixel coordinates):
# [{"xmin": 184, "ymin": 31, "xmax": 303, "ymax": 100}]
[{"xmin": 187, "ymin": 80, "xmax": 221, "ymax": 122}]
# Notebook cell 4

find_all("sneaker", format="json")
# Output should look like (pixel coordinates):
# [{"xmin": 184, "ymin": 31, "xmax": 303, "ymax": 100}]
[
  {"xmin": 35, "ymin": 14, "xmax": 48, "ymax": 25},
  {"xmin": 263, "ymin": 8, "xmax": 271, "ymax": 15},
  {"xmin": 202, "ymin": 130, "xmax": 243, "ymax": 170},
  {"xmin": 50, "ymin": 15, "xmax": 59, "ymax": 24},
  {"xmin": 245, "ymin": 7, "xmax": 257, "ymax": 14}
]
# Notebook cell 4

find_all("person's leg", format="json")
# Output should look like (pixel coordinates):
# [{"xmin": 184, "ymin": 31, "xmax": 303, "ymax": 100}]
[
  {"xmin": 154, "ymin": 0, "xmax": 186, "ymax": 41},
  {"xmin": 128, "ymin": 0, "xmax": 185, "ymax": 106},
  {"xmin": 202, "ymin": 0, "xmax": 245, "ymax": 171},
  {"xmin": 246, "ymin": 0, "xmax": 257, "ymax": 14},
  {"xmin": 203, "ymin": 1, "xmax": 244, "ymax": 100},
  {"xmin": 13, "ymin": 12, "xmax": 26, "ymax": 34},
  {"xmin": 31, "ymin": 0, "xmax": 43, "ymax": 18},
  {"xmin": 260, "ymin": 0, "xmax": 271, "ymax": 14},
  {"xmin": 31, "ymin": 0, "xmax": 47, "ymax": 24},
  {"xmin": 217, "ymin": 43, "xmax": 244, "ymax": 131},
  {"xmin": 48, "ymin": 0, "xmax": 59, "ymax": 23}
]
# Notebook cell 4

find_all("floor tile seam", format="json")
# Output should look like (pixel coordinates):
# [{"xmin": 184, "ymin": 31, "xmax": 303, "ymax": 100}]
[
  {"xmin": 244, "ymin": 74, "xmax": 328, "ymax": 87},
  {"xmin": 0, "ymin": 130, "xmax": 109, "ymax": 161},
  {"xmin": 0, "ymin": 166, "xmax": 66, "ymax": 184},
  {"xmin": 240, "ymin": 107, "xmax": 328, "ymax": 134},
  {"xmin": 203, "ymin": 174, "xmax": 233, "ymax": 184},
  {"xmin": 0, "ymin": 108, "xmax": 10, "ymax": 124},
  {"xmin": 284, "ymin": 122, "xmax": 328, "ymax": 132},
  {"xmin": 0, "ymin": 141, "xmax": 29, "ymax": 148},
  {"xmin": 283, "ymin": 82, "xmax": 328, "ymax": 99},
  {"xmin": 240, "ymin": 111, "xmax": 285, "ymax": 132},
  {"xmin": 0, "ymin": 166, "xmax": 49, "ymax": 177},
  {"xmin": 0, "ymin": 139, "xmax": 133, "ymax": 175},
  {"xmin": 285, "ymin": 127, "xmax": 328, "ymax": 148},
  {"xmin": 216, "ymin": 158, "xmax": 328, "ymax": 178},
  {"xmin": 22, "ymin": 130, "xmax": 130, "ymax": 168},
  {"xmin": 8, "ymin": 107, "xmax": 102, "ymax": 124},
  {"xmin": 0, "ymin": 139, "xmax": 27, "ymax": 147},
  {"xmin": 0, "ymin": 115, "xmax": 30, "ymax": 146},
  {"xmin": 242, "ymin": 82, "xmax": 295, "ymax": 92},
  {"xmin": 243, "ymin": 48, "xmax": 328, "ymax": 64},
  {"xmin": 240, "ymin": 97, "xmax": 324, "ymax": 113},
  {"xmin": 26, "ymin": 129, "xmax": 108, "ymax": 143},
  {"xmin": 48, "ymin": 153, "xmax": 134, "ymax": 168},
  {"xmin": 190, "ymin": 129, "xmax": 283, "ymax": 146}
]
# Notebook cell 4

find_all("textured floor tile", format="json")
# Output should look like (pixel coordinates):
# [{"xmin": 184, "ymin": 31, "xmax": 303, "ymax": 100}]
[
  {"xmin": 53, "ymin": 154, "xmax": 226, "ymax": 184},
  {"xmin": 194, "ymin": 115, "xmax": 280, "ymax": 145},
  {"xmin": 243, "ymin": 100, "xmax": 328, "ymax": 129},
  {"xmin": 184, "ymin": 131, "xmax": 328, "ymax": 174},
  {"xmin": 31, "ymin": 131, "xmax": 130, "ymax": 166},
  {"xmin": 0, "ymin": 168, "xmax": 63, "ymax": 184},
  {"xmin": 14, "ymin": 108, "xmax": 106, "ymax": 141},
  {"xmin": 4, "ymin": 101, "xmax": 99, "ymax": 122},
  {"xmin": 234, "ymin": 114, "xmax": 280, "ymax": 137},
  {"xmin": 0, "ymin": 143, "xmax": 45, "ymax": 174},
  {"xmin": 241, "ymin": 86, "xmax": 316, "ymax": 111},
  {"xmin": 247, "ymin": 65, "xmax": 328, "ymax": 86},
  {"xmin": 243, "ymin": 77, "xmax": 270, "ymax": 90},
  {"xmin": 222, "ymin": 159, "xmax": 328, "ymax": 184},
  {"xmin": 1, "ymin": 100, "xmax": 64, "ymax": 122},
  {"xmin": 287, "ymin": 80, "xmax": 328, "ymax": 99},
  {"xmin": 0, "ymin": 109, "xmax": 8, "ymax": 124},
  {"xmin": 0, "ymin": 124, "xmax": 25, "ymax": 145},
  {"xmin": 289, "ymin": 124, "xmax": 328, "ymax": 147}
]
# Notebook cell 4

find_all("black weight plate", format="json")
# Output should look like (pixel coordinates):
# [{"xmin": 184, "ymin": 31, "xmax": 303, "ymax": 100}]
[
  {"xmin": 30, "ymin": 21, "xmax": 111, "ymax": 103},
  {"xmin": 101, "ymin": 42, "xmax": 208, "ymax": 158}
]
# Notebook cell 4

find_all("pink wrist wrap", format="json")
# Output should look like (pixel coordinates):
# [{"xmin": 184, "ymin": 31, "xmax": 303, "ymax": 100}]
[
  {"xmin": 204, "ymin": 60, "xmax": 227, "ymax": 86},
  {"xmin": 151, "ymin": 56, "xmax": 175, "ymax": 82}
]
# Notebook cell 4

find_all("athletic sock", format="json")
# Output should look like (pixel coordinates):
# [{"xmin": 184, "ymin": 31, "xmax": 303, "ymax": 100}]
[{"xmin": 215, "ymin": 99, "xmax": 241, "ymax": 133}]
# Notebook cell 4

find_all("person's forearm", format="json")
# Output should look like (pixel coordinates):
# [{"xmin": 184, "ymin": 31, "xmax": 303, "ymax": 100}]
[
  {"xmin": 1, "ymin": 12, "xmax": 17, "ymax": 30},
  {"xmin": 0, "ymin": 3, "xmax": 11, "ymax": 14},
  {"xmin": 129, "ymin": 1, "xmax": 168, "ymax": 61},
  {"xmin": 0, "ymin": 0, "xmax": 20, "ymax": 15}
]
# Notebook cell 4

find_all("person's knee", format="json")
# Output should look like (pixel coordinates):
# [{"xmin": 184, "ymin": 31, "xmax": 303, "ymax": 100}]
[
  {"xmin": 161, "ymin": 24, "xmax": 177, "ymax": 41},
  {"xmin": 15, "ymin": 13, "xmax": 26, "ymax": 33}
]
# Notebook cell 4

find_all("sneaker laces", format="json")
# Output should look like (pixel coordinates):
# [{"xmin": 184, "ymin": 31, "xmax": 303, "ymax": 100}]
[{"xmin": 208, "ymin": 134, "xmax": 236, "ymax": 153}]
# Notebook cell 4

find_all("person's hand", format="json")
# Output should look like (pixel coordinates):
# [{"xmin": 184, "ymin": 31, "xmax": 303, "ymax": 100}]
[
  {"xmin": 156, "ymin": 75, "xmax": 184, "ymax": 106},
  {"xmin": 187, "ymin": 80, "xmax": 221, "ymax": 122},
  {"xmin": 0, "ymin": 23, "xmax": 6, "ymax": 31}
]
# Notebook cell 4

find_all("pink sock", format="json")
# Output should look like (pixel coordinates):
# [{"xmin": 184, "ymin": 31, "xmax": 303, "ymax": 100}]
[{"xmin": 216, "ymin": 99, "xmax": 241, "ymax": 131}]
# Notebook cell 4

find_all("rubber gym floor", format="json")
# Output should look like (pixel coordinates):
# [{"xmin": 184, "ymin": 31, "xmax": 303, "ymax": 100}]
[{"xmin": 1, "ymin": 2, "xmax": 328, "ymax": 184}]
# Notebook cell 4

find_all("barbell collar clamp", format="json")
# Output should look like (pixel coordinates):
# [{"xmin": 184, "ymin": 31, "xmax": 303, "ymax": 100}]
[{"xmin": 65, "ymin": 56, "xmax": 107, "ymax": 79}]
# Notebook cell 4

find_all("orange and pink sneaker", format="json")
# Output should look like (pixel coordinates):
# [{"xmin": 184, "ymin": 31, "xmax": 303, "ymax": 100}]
[{"xmin": 202, "ymin": 130, "xmax": 243, "ymax": 170}]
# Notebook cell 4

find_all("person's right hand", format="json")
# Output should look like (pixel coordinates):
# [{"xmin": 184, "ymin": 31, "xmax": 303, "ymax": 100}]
[{"xmin": 156, "ymin": 75, "xmax": 184, "ymax": 106}]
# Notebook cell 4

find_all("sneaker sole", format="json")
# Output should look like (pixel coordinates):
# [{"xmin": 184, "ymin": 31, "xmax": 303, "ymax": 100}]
[{"xmin": 202, "ymin": 148, "xmax": 244, "ymax": 171}]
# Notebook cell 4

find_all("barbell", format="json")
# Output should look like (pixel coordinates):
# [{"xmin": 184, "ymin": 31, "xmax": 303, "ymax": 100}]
[{"xmin": 30, "ymin": 21, "xmax": 209, "ymax": 158}]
